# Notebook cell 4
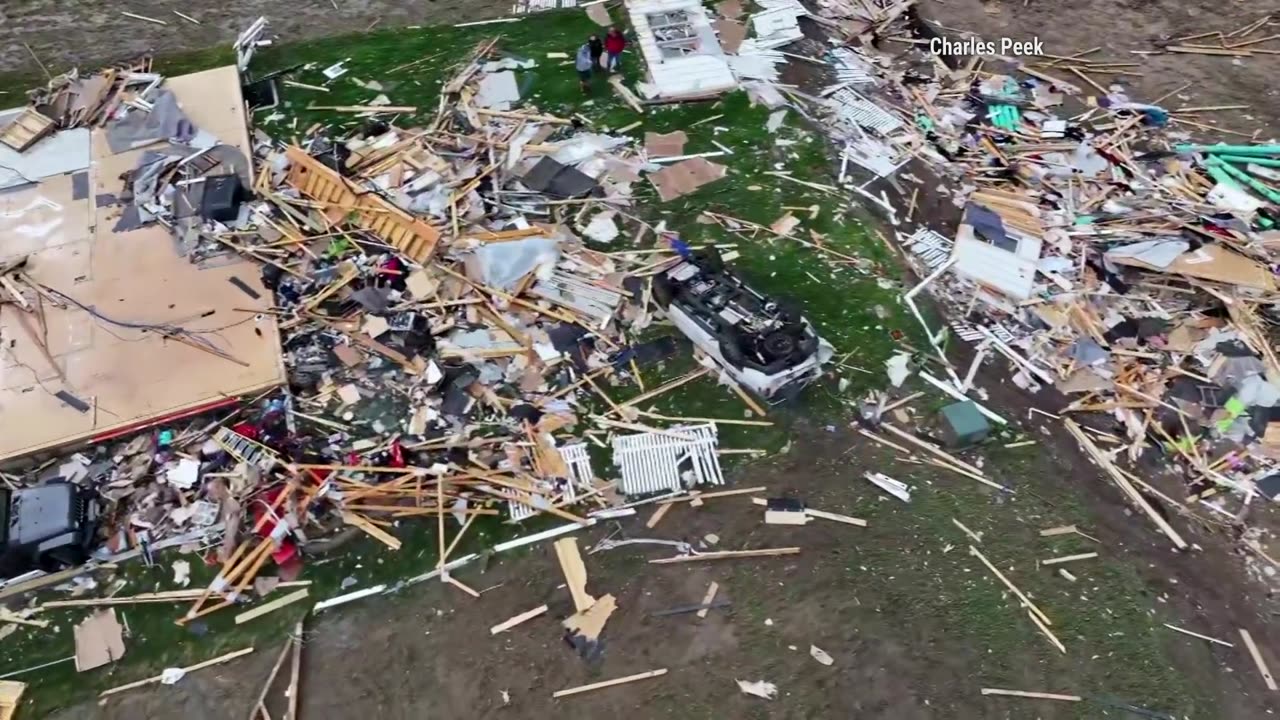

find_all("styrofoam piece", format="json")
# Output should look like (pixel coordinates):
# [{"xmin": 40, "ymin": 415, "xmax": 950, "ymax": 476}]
[{"xmin": 611, "ymin": 423, "xmax": 724, "ymax": 496}]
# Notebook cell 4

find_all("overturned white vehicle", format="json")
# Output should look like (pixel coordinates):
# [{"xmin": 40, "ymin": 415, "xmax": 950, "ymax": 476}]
[{"xmin": 653, "ymin": 248, "xmax": 833, "ymax": 401}]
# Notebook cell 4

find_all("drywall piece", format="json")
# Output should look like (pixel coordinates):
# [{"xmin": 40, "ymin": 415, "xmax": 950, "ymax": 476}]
[{"xmin": 611, "ymin": 423, "xmax": 724, "ymax": 496}]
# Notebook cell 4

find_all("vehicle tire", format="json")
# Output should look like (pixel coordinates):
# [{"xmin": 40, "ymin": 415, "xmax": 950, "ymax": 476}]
[
  {"xmin": 761, "ymin": 331, "xmax": 798, "ymax": 363},
  {"xmin": 652, "ymin": 274, "xmax": 676, "ymax": 309},
  {"xmin": 721, "ymin": 326, "xmax": 747, "ymax": 366}
]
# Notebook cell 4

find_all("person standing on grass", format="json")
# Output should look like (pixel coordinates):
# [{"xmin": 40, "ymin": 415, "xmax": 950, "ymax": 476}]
[
  {"xmin": 588, "ymin": 34, "xmax": 605, "ymax": 71},
  {"xmin": 575, "ymin": 41, "xmax": 596, "ymax": 93},
  {"xmin": 605, "ymin": 27, "xmax": 627, "ymax": 72}
]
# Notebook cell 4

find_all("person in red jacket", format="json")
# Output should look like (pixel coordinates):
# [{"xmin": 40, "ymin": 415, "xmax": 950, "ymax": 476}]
[{"xmin": 604, "ymin": 27, "xmax": 627, "ymax": 73}]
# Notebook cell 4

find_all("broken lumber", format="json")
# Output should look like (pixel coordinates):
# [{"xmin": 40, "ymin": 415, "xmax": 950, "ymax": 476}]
[
  {"xmin": 234, "ymin": 589, "xmax": 311, "ymax": 625},
  {"xmin": 101, "ymin": 647, "xmax": 255, "ymax": 697},
  {"xmin": 1064, "ymin": 420, "xmax": 1188, "ymax": 550},
  {"xmin": 1240, "ymin": 628, "xmax": 1278, "ymax": 690},
  {"xmin": 696, "ymin": 582, "xmax": 719, "ymax": 619},
  {"xmin": 552, "ymin": 668, "xmax": 668, "ymax": 698},
  {"xmin": 980, "ymin": 688, "xmax": 1082, "ymax": 702},
  {"xmin": 490, "ymin": 605, "xmax": 549, "ymax": 635},
  {"xmin": 968, "ymin": 545, "xmax": 1053, "ymax": 627},
  {"xmin": 1163, "ymin": 623, "xmax": 1234, "ymax": 647},
  {"xmin": 1040, "ymin": 552, "xmax": 1097, "ymax": 566},
  {"xmin": 649, "ymin": 547, "xmax": 800, "ymax": 564},
  {"xmin": 553, "ymin": 538, "xmax": 595, "ymax": 613}
]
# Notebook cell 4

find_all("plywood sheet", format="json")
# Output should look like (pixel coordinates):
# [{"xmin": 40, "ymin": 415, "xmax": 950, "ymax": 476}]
[{"xmin": 0, "ymin": 66, "xmax": 284, "ymax": 460}]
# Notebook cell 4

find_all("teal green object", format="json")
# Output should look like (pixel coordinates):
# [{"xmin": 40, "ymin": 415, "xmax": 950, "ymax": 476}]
[
  {"xmin": 1176, "ymin": 143, "xmax": 1280, "ymax": 157},
  {"xmin": 939, "ymin": 401, "xmax": 991, "ymax": 448},
  {"xmin": 1074, "ymin": 215, "xmax": 1095, "ymax": 225},
  {"xmin": 1206, "ymin": 156, "xmax": 1280, "ymax": 204},
  {"xmin": 916, "ymin": 113, "xmax": 934, "ymax": 131},
  {"xmin": 988, "ymin": 105, "xmax": 1020, "ymax": 131},
  {"xmin": 158, "ymin": 430, "xmax": 174, "ymax": 446},
  {"xmin": 1213, "ymin": 155, "xmax": 1280, "ymax": 168}
]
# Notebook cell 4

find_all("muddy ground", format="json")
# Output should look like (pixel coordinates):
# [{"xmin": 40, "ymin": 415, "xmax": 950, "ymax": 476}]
[
  {"xmin": 920, "ymin": 0, "xmax": 1280, "ymax": 137},
  {"xmin": 53, "ymin": 419, "xmax": 1279, "ymax": 720},
  {"xmin": 0, "ymin": 0, "xmax": 509, "ymax": 79}
]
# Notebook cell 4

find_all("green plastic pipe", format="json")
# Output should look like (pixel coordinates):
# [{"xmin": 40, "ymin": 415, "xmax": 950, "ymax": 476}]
[
  {"xmin": 1214, "ymin": 154, "xmax": 1280, "ymax": 168},
  {"xmin": 1205, "ymin": 156, "xmax": 1280, "ymax": 204},
  {"xmin": 1175, "ymin": 143, "xmax": 1280, "ymax": 157}
]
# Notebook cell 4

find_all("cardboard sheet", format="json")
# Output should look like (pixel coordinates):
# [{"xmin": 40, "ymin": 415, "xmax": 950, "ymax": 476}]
[
  {"xmin": 649, "ymin": 157, "xmax": 727, "ymax": 202},
  {"xmin": 74, "ymin": 609, "xmax": 126, "ymax": 671},
  {"xmin": 644, "ymin": 131, "xmax": 688, "ymax": 157}
]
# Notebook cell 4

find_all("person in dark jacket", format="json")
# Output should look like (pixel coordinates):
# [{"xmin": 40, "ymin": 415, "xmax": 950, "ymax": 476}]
[
  {"xmin": 604, "ymin": 27, "xmax": 627, "ymax": 72},
  {"xmin": 587, "ymin": 35, "xmax": 605, "ymax": 70}
]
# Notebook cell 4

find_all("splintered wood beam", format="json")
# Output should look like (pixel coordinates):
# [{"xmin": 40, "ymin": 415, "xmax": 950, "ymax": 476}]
[
  {"xmin": 552, "ymin": 669, "xmax": 668, "ymax": 698},
  {"xmin": 490, "ymin": 605, "xmax": 549, "ymax": 635},
  {"xmin": 980, "ymin": 688, "xmax": 1082, "ymax": 702},
  {"xmin": 649, "ymin": 547, "xmax": 800, "ymax": 564}
]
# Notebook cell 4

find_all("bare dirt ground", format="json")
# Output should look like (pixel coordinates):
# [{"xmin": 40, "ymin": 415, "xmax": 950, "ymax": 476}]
[
  {"xmin": 919, "ymin": 0, "xmax": 1280, "ymax": 137},
  {"xmin": 0, "ymin": 0, "xmax": 509, "ymax": 78},
  {"xmin": 50, "ymin": 422, "xmax": 1279, "ymax": 720}
]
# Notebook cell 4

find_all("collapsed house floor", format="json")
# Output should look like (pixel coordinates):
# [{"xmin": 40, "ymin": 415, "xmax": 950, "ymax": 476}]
[{"xmin": 0, "ymin": 66, "xmax": 285, "ymax": 460}]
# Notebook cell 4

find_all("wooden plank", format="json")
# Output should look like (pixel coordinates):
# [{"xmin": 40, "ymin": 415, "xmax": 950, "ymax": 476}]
[
  {"xmin": 980, "ymin": 688, "xmax": 1082, "ymax": 702},
  {"xmin": 1163, "ymin": 623, "xmax": 1234, "ymax": 647},
  {"xmin": 234, "ymin": 589, "xmax": 311, "ymax": 625},
  {"xmin": 553, "ymin": 538, "xmax": 595, "ymax": 613},
  {"xmin": 1064, "ymin": 420, "xmax": 1188, "ymax": 550},
  {"xmin": 1040, "ymin": 552, "xmax": 1097, "ymax": 566},
  {"xmin": 101, "ymin": 647, "xmax": 255, "ymax": 697},
  {"xmin": 695, "ymin": 582, "xmax": 719, "ymax": 619},
  {"xmin": 285, "ymin": 621, "xmax": 303, "ymax": 720},
  {"xmin": 490, "ymin": 605, "xmax": 549, "ymax": 635},
  {"xmin": 342, "ymin": 511, "xmax": 402, "ymax": 550},
  {"xmin": 650, "ymin": 547, "xmax": 800, "ymax": 564},
  {"xmin": 1240, "ymin": 629, "xmax": 1278, "ymax": 691},
  {"xmin": 1038, "ymin": 525, "xmax": 1077, "ymax": 537},
  {"xmin": 0, "ymin": 680, "xmax": 26, "ymax": 720},
  {"xmin": 969, "ymin": 545, "xmax": 1053, "ymax": 627},
  {"xmin": 806, "ymin": 508, "xmax": 868, "ymax": 527},
  {"xmin": 552, "ymin": 669, "xmax": 668, "ymax": 698},
  {"xmin": 657, "ymin": 486, "xmax": 768, "ymax": 505},
  {"xmin": 248, "ymin": 640, "xmax": 293, "ymax": 720},
  {"xmin": 645, "ymin": 502, "xmax": 673, "ymax": 529}
]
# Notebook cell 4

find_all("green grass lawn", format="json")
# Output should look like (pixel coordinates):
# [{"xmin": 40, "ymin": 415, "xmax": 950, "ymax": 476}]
[{"xmin": 0, "ymin": 9, "xmax": 1220, "ymax": 718}]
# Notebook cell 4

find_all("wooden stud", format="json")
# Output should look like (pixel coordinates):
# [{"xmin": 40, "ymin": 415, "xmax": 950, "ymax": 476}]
[
  {"xmin": 1240, "ymin": 629, "xmax": 1278, "ymax": 691},
  {"xmin": 650, "ymin": 547, "xmax": 800, "ymax": 564},
  {"xmin": 490, "ymin": 605, "xmax": 549, "ymax": 635},
  {"xmin": 696, "ymin": 582, "xmax": 719, "ymax": 619},
  {"xmin": 552, "ymin": 669, "xmax": 668, "ymax": 698}
]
